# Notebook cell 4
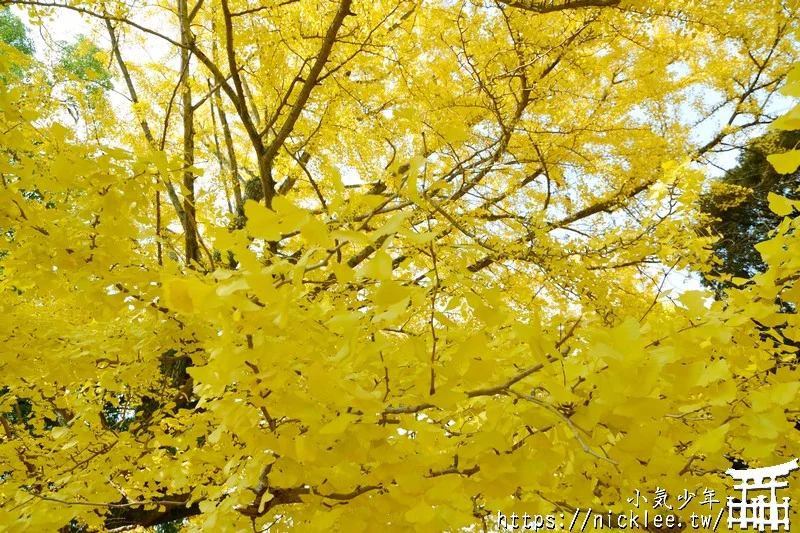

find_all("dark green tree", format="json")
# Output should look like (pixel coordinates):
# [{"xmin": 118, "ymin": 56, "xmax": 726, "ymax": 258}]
[{"xmin": 699, "ymin": 129, "xmax": 800, "ymax": 296}]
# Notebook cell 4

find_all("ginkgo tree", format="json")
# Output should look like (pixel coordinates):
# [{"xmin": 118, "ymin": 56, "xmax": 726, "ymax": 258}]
[{"xmin": 0, "ymin": 0, "xmax": 799, "ymax": 531}]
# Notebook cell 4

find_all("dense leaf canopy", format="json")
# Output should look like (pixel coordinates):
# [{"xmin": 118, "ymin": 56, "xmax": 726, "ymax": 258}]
[{"xmin": 0, "ymin": 0, "xmax": 799, "ymax": 531}]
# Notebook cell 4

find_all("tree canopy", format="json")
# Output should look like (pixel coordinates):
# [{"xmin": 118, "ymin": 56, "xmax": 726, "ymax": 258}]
[
  {"xmin": 0, "ymin": 0, "xmax": 799, "ymax": 531},
  {"xmin": 0, "ymin": 7, "xmax": 33, "ymax": 54}
]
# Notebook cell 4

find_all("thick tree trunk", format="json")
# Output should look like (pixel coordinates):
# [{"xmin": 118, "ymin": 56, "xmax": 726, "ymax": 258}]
[
  {"xmin": 179, "ymin": 0, "xmax": 200, "ymax": 266},
  {"xmin": 212, "ymin": 82, "xmax": 244, "ymax": 215}
]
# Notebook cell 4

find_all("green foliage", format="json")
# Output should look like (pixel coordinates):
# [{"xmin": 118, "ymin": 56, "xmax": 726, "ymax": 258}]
[
  {"xmin": 0, "ymin": 8, "xmax": 34, "ymax": 56},
  {"xmin": 0, "ymin": 8, "xmax": 34, "ymax": 80},
  {"xmin": 58, "ymin": 35, "xmax": 112, "ymax": 92}
]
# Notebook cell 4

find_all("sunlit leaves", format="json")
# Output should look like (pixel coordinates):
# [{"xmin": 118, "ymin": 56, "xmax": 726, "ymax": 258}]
[
  {"xmin": 244, "ymin": 199, "xmax": 281, "ymax": 241},
  {"xmin": 2, "ymin": 2, "xmax": 800, "ymax": 533}
]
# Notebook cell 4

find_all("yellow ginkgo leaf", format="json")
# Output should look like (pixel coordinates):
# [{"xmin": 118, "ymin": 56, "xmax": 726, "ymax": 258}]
[
  {"xmin": 163, "ymin": 278, "xmax": 194, "ymax": 314},
  {"xmin": 244, "ymin": 199, "xmax": 281, "ymax": 241},
  {"xmin": 360, "ymin": 249, "xmax": 393, "ymax": 280},
  {"xmin": 767, "ymin": 192, "xmax": 796, "ymax": 216},
  {"xmin": 766, "ymin": 150, "xmax": 800, "ymax": 174}
]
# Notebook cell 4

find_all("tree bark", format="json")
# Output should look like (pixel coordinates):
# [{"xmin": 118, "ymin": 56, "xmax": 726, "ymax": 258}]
[
  {"xmin": 497, "ymin": 0, "xmax": 620, "ymax": 13},
  {"xmin": 211, "ymin": 80, "xmax": 244, "ymax": 215},
  {"xmin": 179, "ymin": 0, "xmax": 201, "ymax": 266}
]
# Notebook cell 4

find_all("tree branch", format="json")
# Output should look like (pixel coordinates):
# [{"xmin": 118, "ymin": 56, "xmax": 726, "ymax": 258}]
[
  {"xmin": 259, "ymin": 0, "xmax": 355, "ymax": 204},
  {"xmin": 497, "ymin": 0, "xmax": 620, "ymax": 14}
]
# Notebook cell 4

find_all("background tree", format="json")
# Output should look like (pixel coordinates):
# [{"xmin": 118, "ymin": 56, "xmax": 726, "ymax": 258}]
[
  {"xmin": 700, "ymin": 129, "xmax": 800, "ymax": 296},
  {"xmin": 0, "ymin": 6, "xmax": 33, "ymax": 54},
  {"xmin": 0, "ymin": 6, "xmax": 34, "ymax": 80}
]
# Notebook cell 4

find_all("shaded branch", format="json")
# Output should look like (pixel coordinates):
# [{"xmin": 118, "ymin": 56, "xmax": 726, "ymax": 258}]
[{"xmin": 497, "ymin": 0, "xmax": 620, "ymax": 13}]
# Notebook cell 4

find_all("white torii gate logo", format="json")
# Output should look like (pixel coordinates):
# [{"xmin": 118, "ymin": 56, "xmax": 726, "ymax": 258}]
[{"xmin": 726, "ymin": 459, "xmax": 799, "ymax": 531}]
